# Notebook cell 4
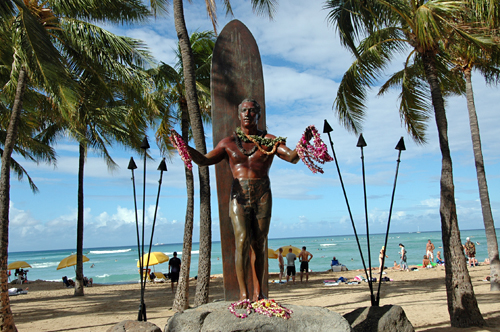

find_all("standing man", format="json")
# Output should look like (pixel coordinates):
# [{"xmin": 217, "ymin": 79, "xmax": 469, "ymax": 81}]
[
  {"xmin": 168, "ymin": 251, "xmax": 181, "ymax": 294},
  {"xmin": 426, "ymin": 239, "xmax": 435, "ymax": 262},
  {"xmin": 399, "ymin": 243, "xmax": 409, "ymax": 271},
  {"xmin": 278, "ymin": 248, "xmax": 285, "ymax": 284},
  {"xmin": 463, "ymin": 237, "xmax": 477, "ymax": 267},
  {"xmin": 186, "ymin": 99, "xmax": 311, "ymax": 301},
  {"xmin": 298, "ymin": 246, "xmax": 313, "ymax": 282},
  {"xmin": 286, "ymin": 248, "xmax": 297, "ymax": 284}
]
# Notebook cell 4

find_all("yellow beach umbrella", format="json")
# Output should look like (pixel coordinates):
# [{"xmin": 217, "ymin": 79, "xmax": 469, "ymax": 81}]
[
  {"xmin": 268, "ymin": 248, "xmax": 278, "ymax": 259},
  {"xmin": 137, "ymin": 252, "xmax": 169, "ymax": 268},
  {"xmin": 276, "ymin": 245, "xmax": 301, "ymax": 256},
  {"xmin": 7, "ymin": 261, "xmax": 32, "ymax": 270},
  {"xmin": 57, "ymin": 254, "xmax": 89, "ymax": 270}
]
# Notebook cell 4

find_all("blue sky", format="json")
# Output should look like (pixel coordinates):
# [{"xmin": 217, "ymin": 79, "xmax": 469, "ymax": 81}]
[{"xmin": 7, "ymin": 0, "xmax": 500, "ymax": 252}]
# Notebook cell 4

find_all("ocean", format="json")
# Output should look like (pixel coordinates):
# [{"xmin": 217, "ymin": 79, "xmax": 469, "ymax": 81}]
[{"xmin": 8, "ymin": 229, "xmax": 497, "ymax": 285}]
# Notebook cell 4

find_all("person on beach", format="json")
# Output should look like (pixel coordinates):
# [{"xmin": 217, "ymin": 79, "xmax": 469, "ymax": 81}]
[
  {"xmin": 422, "ymin": 255, "xmax": 431, "ymax": 268},
  {"xmin": 168, "ymin": 252, "xmax": 181, "ymax": 293},
  {"xmin": 426, "ymin": 240, "xmax": 435, "ymax": 262},
  {"xmin": 379, "ymin": 246, "xmax": 388, "ymax": 272},
  {"xmin": 286, "ymin": 248, "xmax": 297, "ymax": 284},
  {"xmin": 298, "ymin": 246, "xmax": 313, "ymax": 282},
  {"xmin": 278, "ymin": 248, "xmax": 285, "ymax": 283},
  {"xmin": 393, "ymin": 261, "xmax": 400, "ymax": 270},
  {"xmin": 399, "ymin": 243, "xmax": 409, "ymax": 271},
  {"xmin": 463, "ymin": 237, "xmax": 477, "ymax": 267},
  {"xmin": 436, "ymin": 251, "xmax": 445, "ymax": 265},
  {"xmin": 186, "ymin": 99, "xmax": 312, "ymax": 300},
  {"xmin": 331, "ymin": 256, "xmax": 340, "ymax": 267}
]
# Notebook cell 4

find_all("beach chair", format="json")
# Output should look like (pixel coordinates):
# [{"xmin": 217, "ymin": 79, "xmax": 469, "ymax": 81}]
[
  {"xmin": 153, "ymin": 272, "xmax": 168, "ymax": 283},
  {"xmin": 140, "ymin": 271, "xmax": 152, "ymax": 283}
]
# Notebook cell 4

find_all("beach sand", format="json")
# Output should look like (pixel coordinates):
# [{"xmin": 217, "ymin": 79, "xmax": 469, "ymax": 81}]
[{"xmin": 9, "ymin": 264, "xmax": 500, "ymax": 331}]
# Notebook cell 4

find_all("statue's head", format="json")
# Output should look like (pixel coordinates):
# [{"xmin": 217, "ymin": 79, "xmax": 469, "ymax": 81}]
[{"xmin": 238, "ymin": 98, "xmax": 261, "ymax": 123}]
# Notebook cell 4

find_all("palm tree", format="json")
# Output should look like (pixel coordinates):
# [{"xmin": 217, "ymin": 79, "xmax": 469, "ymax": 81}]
[
  {"xmin": 60, "ymin": 30, "xmax": 152, "ymax": 296},
  {"xmin": 0, "ymin": 1, "xmax": 79, "ymax": 327},
  {"xmin": 151, "ymin": 30, "xmax": 214, "ymax": 311},
  {"xmin": 325, "ymin": 0, "xmax": 492, "ymax": 326},
  {"xmin": 1, "ymin": 2, "xmax": 151, "ymax": 312},
  {"xmin": 446, "ymin": 0, "xmax": 500, "ymax": 291}
]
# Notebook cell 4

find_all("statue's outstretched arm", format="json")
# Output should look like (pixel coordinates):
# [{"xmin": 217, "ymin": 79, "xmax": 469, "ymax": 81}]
[{"xmin": 186, "ymin": 143, "xmax": 226, "ymax": 166}]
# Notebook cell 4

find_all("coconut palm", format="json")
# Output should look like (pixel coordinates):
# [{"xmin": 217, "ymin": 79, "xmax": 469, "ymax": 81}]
[
  {"xmin": 325, "ymin": 0, "xmax": 493, "ymax": 326},
  {"xmin": 0, "ymin": 1, "xmax": 79, "ymax": 327},
  {"xmin": 446, "ymin": 0, "xmax": 500, "ymax": 291},
  {"xmin": 1, "ymin": 31, "xmax": 59, "ymax": 194},
  {"xmin": 150, "ymin": 30, "xmax": 214, "ymax": 310},
  {"xmin": 1, "ymin": 3, "xmax": 151, "ymax": 316},
  {"xmin": 60, "ymin": 28, "xmax": 152, "ymax": 296}
]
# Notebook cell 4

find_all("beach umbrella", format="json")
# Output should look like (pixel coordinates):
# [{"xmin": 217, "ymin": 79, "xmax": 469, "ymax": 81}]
[
  {"xmin": 268, "ymin": 248, "xmax": 278, "ymax": 259},
  {"xmin": 7, "ymin": 261, "xmax": 32, "ymax": 270},
  {"xmin": 137, "ymin": 252, "xmax": 169, "ymax": 268},
  {"xmin": 57, "ymin": 254, "xmax": 89, "ymax": 270},
  {"xmin": 276, "ymin": 245, "xmax": 301, "ymax": 256}
]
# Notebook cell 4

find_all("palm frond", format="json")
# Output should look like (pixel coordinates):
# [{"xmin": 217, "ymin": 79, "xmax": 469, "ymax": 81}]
[
  {"xmin": 50, "ymin": 0, "xmax": 151, "ymax": 23},
  {"xmin": 251, "ymin": 0, "xmax": 277, "ymax": 19}
]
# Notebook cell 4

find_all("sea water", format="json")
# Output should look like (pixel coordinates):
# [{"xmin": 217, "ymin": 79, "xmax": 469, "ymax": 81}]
[{"xmin": 7, "ymin": 229, "xmax": 498, "ymax": 285}]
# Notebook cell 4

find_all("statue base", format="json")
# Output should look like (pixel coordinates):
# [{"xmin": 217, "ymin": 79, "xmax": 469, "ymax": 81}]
[{"xmin": 165, "ymin": 301, "xmax": 351, "ymax": 332}]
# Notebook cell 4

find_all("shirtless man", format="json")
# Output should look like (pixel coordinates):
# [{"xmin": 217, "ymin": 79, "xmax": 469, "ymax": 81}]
[
  {"xmin": 298, "ymin": 246, "xmax": 313, "ymax": 282},
  {"xmin": 187, "ymin": 98, "xmax": 310, "ymax": 301},
  {"xmin": 278, "ymin": 248, "xmax": 285, "ymax": 283},
  {"xmin": 426, "ymin": 240, "xmax": 435, "ymax": 262}
]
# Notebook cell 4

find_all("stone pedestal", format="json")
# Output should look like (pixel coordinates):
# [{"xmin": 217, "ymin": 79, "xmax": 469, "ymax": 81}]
[
  {"xmin": 165, "ymin": 302, "xmax": 351, "ymax": 332},
  {"xmin": 344, "ymin": 305, "xmax": 414, "ymax": 332},
  {"xmin": 107, "ymin": 320, "xmax": 161, "ymax": 332}
]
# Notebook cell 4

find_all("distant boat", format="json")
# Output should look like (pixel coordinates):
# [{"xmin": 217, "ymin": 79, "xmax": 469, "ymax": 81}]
[
  {"xmin": 416, "ymin": 226, "xmax": 421, "ymax": 234},
  {"xmin": 153, "ymin": 243, "xmax": 164, "ymax": 246}
]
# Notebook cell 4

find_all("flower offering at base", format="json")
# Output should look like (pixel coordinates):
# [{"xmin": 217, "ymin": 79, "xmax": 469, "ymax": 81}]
[
  {"xmin": 228, "ymin": 299, "xmax": 293, "ymax": 319},
  {"xmin": 296, "ymin": 125, "xmax": 333, "ymax": 173},
  {"xmin": 169, "ymin": 129, "xmax": 193, "ymax": 170}
]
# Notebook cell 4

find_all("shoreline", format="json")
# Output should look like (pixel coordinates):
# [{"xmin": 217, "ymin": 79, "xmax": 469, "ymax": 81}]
[{"xmin": 9, "ymin": 264, "xmax": 500, "ymax": 331}]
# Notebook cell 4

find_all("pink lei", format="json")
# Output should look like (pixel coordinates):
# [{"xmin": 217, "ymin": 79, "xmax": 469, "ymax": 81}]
[
  {"xmin": 169, "ymin": 129, "xmax": 193, "ymax": 170},
  {"xmin": 228, "ymin": 299, "xmax": 292, "ymax": 319},
  {"xmin": 296, "ymin": 125, "xmax": 333, "ymax": 174}
]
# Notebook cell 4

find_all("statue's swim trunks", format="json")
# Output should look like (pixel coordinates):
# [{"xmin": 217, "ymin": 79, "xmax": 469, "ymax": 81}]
[{"xmin": 229, "ymin": 177, "xmax": 272, "ymax": 220}]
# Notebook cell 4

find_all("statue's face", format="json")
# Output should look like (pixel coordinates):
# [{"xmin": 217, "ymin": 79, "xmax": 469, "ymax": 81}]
[{"xmin": 238, "ymin": 101, "xmax": 259, "ymax": 127}]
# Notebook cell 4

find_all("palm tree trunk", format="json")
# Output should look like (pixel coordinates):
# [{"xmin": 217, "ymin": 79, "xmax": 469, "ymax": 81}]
[
  {"xmin": 0, "ymin": 68, "xmax": 26, "ymax": 332},
  {"xmin": 173, "ymin": 106, "xmax": 194, "ymax": 311},
  {"xmin": 173, "ymin": 0, "xmax": 212, "ymax": 306},
  {"xmin": 74, "ymin": 143, "xmax": 85, "ymax": 296},
  {"xmin": 464, "ymin": 67, "xmax": 500, "ymax": 291},
  {"xmin": 422, "ymin": 53, "xmax": 484, "ymax": 327}
]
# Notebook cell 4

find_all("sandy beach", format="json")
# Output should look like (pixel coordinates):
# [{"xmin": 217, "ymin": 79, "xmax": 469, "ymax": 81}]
[{"xmin": 9, "ymin": 264, "xmax": 500, "ymax": 331}]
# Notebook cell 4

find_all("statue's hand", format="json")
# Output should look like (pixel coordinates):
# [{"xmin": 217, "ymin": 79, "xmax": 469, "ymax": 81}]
[{"xmin": 304, "ymin": 127, "xmax": 313, "ymax": 142}]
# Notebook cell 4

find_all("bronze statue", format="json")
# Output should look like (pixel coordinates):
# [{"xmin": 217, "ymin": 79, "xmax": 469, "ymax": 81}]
[{"xmin": 187, "ymin": 98, "xmax": 311, "ymax": 301}]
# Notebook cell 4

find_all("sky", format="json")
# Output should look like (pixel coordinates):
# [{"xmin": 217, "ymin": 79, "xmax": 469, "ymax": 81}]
[{"xmin": 7, "ymin": 0, "xmax": 500, "ymax": 252}]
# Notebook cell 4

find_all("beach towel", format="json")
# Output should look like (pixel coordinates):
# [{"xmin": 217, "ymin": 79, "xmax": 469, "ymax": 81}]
[{"xmin": 8, "ymin": 288, "xmax": 27, "ymax": 296}]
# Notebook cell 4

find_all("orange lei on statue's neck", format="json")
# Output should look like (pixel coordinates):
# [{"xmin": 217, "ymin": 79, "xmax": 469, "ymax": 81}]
[
  {"xmin": 243, "ymin": 132, "xmax": 281, "ymax": 155},
  {"xmin": 235, "ymin": 127, "xmax": 286, "ymax": 156}
]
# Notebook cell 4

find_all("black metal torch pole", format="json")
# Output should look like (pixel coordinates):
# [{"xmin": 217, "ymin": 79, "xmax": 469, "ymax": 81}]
[
  {"xmin": 139, "ymin": 137, "xmax": 150, "ymax": 321},
  {"xmin": 375, "ymin": 137, "xmax": 406, "ymax": 306},
  {"xmin": 145, "ymin": 159, "xmax": 168, "ymax": 275},
  {"xmin": 356, "ymin": 134, "xmax": 375, "ymax": 305},
  {"xmin": 322, "ymin": 121, "xmax": 372, "ymax": 288}
]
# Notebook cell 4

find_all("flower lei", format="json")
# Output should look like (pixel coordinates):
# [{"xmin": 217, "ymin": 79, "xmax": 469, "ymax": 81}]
[
  {"xmin": 236, "ymin": 127, "xmax": 286, "ymax": 147},
  {"xmin": 169, "ymin": 129, "xmax": 193, "ymax": 170},
  {"xmin": 296, "ymin": 125, "xmax": 333, "ymax": 174},
  {"xmin": 228, "ymin": 299, "xmax": 293, "ymax": 319}
]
